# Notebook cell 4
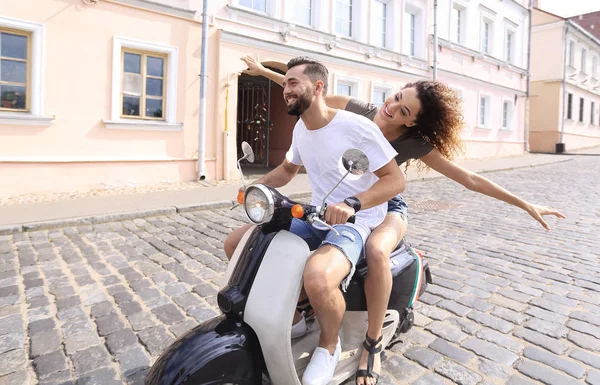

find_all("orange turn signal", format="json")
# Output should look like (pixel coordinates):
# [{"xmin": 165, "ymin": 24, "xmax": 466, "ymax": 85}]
[
  {"xmin": 291, "ymin": 204, "xmax": 305, "ymax": 218},
  {"xmin": 237, "ymin": 191, "xmax": 244, "ymax": 204}
]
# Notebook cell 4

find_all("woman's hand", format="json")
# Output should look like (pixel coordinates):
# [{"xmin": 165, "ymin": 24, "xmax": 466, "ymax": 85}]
[
  {"xmin": 241, "ymin": 55, "xmax": 267, "ymax": 76},
  {"xmin": 526, "ymin": 203, "xmax": 566, "ymax": 230}
]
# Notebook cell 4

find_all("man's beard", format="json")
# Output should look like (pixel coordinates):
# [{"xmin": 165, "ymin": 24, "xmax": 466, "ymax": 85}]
[{"xmin": 286, "ymin": 90, "xmax": 312, "ymax": 116}]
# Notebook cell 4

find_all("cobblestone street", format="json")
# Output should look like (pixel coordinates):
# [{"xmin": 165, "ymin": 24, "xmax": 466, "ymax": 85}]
[{"xmin": 0, "ymin": 156, "xmax": 599, "ymax": 385}]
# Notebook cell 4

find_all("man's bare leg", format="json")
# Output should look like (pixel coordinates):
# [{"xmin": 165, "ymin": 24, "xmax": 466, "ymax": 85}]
[{"xmin": 303, "ymin": 245, "xmax": 351, "ymax": 353}]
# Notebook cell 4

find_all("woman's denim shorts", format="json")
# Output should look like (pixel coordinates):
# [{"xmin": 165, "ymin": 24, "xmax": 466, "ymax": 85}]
[{"xmin": 387, "ymin": 194, "xmax": 409, "ymax": 224}]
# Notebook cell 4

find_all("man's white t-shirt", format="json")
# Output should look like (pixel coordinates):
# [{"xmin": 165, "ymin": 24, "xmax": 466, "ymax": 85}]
[{"xmin": 285, "ymin": 109, "xmax": 398, "ymax": 239}]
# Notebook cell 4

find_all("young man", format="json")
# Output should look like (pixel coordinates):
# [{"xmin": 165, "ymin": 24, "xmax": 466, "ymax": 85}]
[{"xmin": 224, "ymin": 56, "xmax": 405, "ymax": 385}]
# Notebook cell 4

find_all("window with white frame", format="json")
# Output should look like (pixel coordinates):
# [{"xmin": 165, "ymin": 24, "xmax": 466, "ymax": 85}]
[
  {"xmin": 478, "ymin": 94, "xmax": 491, "ymax": 127},
  {"xmin": 335, "ymin": 0, "xmax": 353, "ymax": 37},
  {"xmin": 593, "ymin": 56, "xmax": 598, "ymax": 79},
  {"xmin": 592, "ymin": 101, "xmax": 596, "ymax": 125},
  {"xmin": 372, "ymin": 0, "xmax": 387, "ymax": 48},
  {"xmin": 505, "ymin": 29, "xmax": 515, "ymax": 64},
  {"xmin": 371, "ymin": 84, "xmax": 392, "ymax": 108},
  {"xmin": 568, "ymin": 41, "xmax": 575, "ymax": 67},
  {"xmin": 404, "ymin": 2, "xmax": 424, "ymax": 57},
  {"xmin": 451, "ymin": 4, "xmax": 466, "ymax": 45},
  {"xmin": 239, "ymin": 0, "xmax": 266, "ymax": 13},
  {"xmin": 481, "ymin": 19, "xmax": 493, "ymax": 55},
  {"xmin": 109, "ymin": 37, "xmax": 178, "ymax": 127},
  {"xmin": 0, "ymin": 29, "xmax": 29, "ymax": 112},
  {"xmin": 582, "ymin": 49, "xmax": 587, "ymax": 74},
  {"xmin": 289, "ymin": 0, "xmax": 313, "ymax": 26},
  {"xmin": 502, "ymin": 100, "xmax": 513, "ymax": 129},
  {"xmin": 0, "ymin": 17, "xmax": 46, "ymax": 121},
  {"xmin": 579, "ymin": 97, "xmax": 584, "ymax": 122},
  {"xmin": 335, "ymin": 75, "xmax": 360, "ymax": 98}
]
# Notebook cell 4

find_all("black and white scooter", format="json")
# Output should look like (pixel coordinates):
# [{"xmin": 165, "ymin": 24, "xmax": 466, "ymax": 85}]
[{"xmin": 145, "ymin": 142, "xmax": 432, "ymax": 385}]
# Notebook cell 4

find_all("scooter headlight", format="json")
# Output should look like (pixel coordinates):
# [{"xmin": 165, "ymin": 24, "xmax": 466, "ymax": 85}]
[{"xmin": 244, "ymin": 185, "xmax": 274, "ymax": 224}]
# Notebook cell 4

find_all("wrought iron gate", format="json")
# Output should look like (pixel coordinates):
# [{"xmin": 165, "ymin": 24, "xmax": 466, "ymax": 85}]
[{"xmin": 237, "ymin": 77, "xmax": 272, "ymax": 166}]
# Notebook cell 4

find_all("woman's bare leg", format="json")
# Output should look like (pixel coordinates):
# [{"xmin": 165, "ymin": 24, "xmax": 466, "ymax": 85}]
[{"xmin": 357, "ymin": 214, "xmax": 407, "ymax": 385}]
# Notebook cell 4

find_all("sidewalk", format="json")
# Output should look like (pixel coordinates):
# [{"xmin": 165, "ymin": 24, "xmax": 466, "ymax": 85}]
[{"xmin": 0, "ymin": 152, "xmax": 576, "ymax": 233}]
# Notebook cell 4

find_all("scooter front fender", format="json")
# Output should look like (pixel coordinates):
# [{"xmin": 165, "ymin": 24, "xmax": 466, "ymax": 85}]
[{"xmin": 145, "ymin": 315, "xmax": 263, "ymax": 385}]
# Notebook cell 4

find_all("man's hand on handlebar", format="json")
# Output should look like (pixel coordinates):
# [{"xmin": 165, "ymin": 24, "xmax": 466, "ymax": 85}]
[{"xmin": 325, "ymin": 202, "xmax": 355, "ymax": 225}]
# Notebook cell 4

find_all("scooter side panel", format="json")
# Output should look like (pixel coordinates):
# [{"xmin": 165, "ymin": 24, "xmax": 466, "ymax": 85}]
[
  {"xmin": 220, "ymin": 224, "xmax": 257, "ymax": 288},
  {"xmin": 144, "ymin": 315, "xmax": 262, "ymax": 385},
  {"xmin": 243, "ymin": 230, "xmax": 311, "ymax": 385}
]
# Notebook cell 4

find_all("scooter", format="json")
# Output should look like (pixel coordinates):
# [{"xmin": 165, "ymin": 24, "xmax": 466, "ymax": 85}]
[{"xmin": 145, "ymin": 142, "xmax": 432, "ymax": 385}]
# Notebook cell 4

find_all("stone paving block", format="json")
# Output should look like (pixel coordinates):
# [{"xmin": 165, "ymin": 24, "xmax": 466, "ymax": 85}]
[
  {"xmin": 425, "ymin": 285, "xmax": 461, "ymax": 300},
  {"xmin": 491, "ymin": 306, "xmax": 530, "ymax": 325},
  {"xmin": 568, "ymin": 319, "xmax": 600, "ymax": 339},
  {"xmin": 64, "ymin": 332, "xmax": 101, "ymax": 356},
  {"xmin": 95, "ymin": 314, "xmax": 126, "ymax": 336},
  {"xmin": 514, "ymin": 328, "xmax": 569, "ymax": 354},
  {"xmin": 76, "ymin": 367, "xmax": 120, "ymax": 385},
  {"xmin": 116, "ymin": 346, "xmax": 151, "ymax": 378},
  {"xmin": 169, "ymin": 320, "xmax": 199, "ymax": 338},
  {"xmin": 428, "ymin": 338, "xmax": 474, "ymax": 365},
  {"xmin": 530, "ymin": 298, "xmax": 572, "ymax": 316},
  {"xmin": 524, "ymin": 318, "xmax": 569, "ymax": 338},
  {"xmin": 506, "ymin": 374, "xmax": 540, "ymax": 385},
  {"xmin": 467, "ymin": 311, "xmax": 514, "ymax": 333},
  {"xmin": 403, "ymin": 346, "xmax": 444, "ymax": 369},
  {"xmin": 523, "ymin": 346, "xmax": 586, "ymax": 379},
  {"xmin": 461, "ymin": 337, "xmax": 519, "ymax": 366},
  {"xmin": 0, "ymin": 349, "xmax": 26, "ymax": 377},
  {"xmin": 0, "ymin": 332, "xmax": 24, "ymax": 355},
  {"xmin": 128, "ymin": 312, "xmax": 157, "ymax": 331},
  {"xmin": 568, "ymin": 331, "xmax": 600, "ymax": 352},
  {"xmin": 36, "ymin": 369, "xmax": 74, "ymax": 385},
  {"xmin": 382, "ymin": 355, "xmax": 425, "ymax": 382},
  {"xmin": 138, "ymin": 325, "xmax": 175, "ymax": 356},
  {"xmin": 412, "ymin": 372, "xmax": 453, "ymax": 385},
  {"xmin": 588, "ymin": 370, "xmax": 600, "ymax": 385},
  {"xmin": 571, "ymin": 311, "xmax": 600, "ymax": 327},
  {"xmin": 33, "ymin": 350, "xmax": 68, "ymax": 379},
  {"xmin": 434, "ymin": 359, "xmax": 482, "ymax": 385},
  {"xmin": 71, "ymin": 345, "xmax": 111, "ymax": 375},
  {"xmin": 105, "ymin": 328, "xmax": 139, "ymax": 355},
  {"xmin": 28, "ymin": 318, "xmax": 55, "ymax": 335},
  {"xmin": 516, "ymin": 359, "xmax": 581, "ymax": 385},
  {"xmin": 525, "ymin": 306, "xmax": 568, "ymax": 324},
  {"xmin": 425, "ymin": 321, "xmax": 468, "ymax": 343},
  {"xmin": 90, "ymin": 302, "xmax": 115, "ymax": 318},
  {"xmin": 479, "ymin": 358, "xmax": 510, "ymax": 380},
  {"xmin": 0, "ymin": 370, "xmax": 29, "ymax": 385},
  {"xmin": 476, "ymin": 328, "xmax": 524, "ymax": 353},
  {"xmin": 436, "ymin": 300, "xmax": 471, "ymax": 316},
  {"xmin": 30, "ymin": 329, "xmax": 61, "ymax": 358},
  {"xmin": 456, "ymin": 295, "xmax": 494, "ymax": 312},
  {"xmin": 61, "ymin": 316, "xmax": 94, "ymax": 337},
  {"xmin": 151, "ymin": 304, "xmax": 185, "ymax": 325},
  {"xmin": 569, "ymin": 349, "xmax": 600, "ymax": 370},
  {"xmin": 120, "ymin": 301, "xmax": 143, "ymax": 317}
]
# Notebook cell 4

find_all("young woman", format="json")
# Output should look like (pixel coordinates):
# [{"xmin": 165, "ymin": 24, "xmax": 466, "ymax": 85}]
[{"xmin": 237, "ymin": 56, "xmax": 565, "ymax": 385}]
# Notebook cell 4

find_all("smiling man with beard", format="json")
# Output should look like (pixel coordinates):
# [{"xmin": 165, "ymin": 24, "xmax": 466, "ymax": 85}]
[{"xmin": 223, "ymin": 56, "xmax": 405, "ymax": 385}]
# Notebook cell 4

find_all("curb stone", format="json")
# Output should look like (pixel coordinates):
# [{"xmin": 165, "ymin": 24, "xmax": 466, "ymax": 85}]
[{"xmin": 0, "ymin": 158, "xmax": 572, "ymax": 234}]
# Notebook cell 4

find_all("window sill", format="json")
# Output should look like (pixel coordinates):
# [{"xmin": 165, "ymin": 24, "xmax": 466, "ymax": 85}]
[
  {"xmin": 500, "ymin": 127, "xmax": 513, "ymax": 132},
  {"xmin": 104, "ymin": 119, "xmax": 183, "ymax": 131},
  {"xmin": 475, "ymin": 125, "xmax": 492, "ymax": 130},
  {"xmin": 0, "ymin": 112, "xmax": 55, "ymax": 126}
]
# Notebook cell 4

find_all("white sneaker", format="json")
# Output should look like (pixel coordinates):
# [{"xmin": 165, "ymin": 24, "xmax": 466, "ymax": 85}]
[
  {"xmin": 291, "ymin": 315, "xmax": 307, "ymax": 339},
  {"xmin": 301, "ymin": 337, "xmax": 341, "ymax": 385}
]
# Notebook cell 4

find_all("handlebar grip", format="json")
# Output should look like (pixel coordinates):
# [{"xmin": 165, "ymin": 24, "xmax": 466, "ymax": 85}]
[{"xmin": 347, "ymin": 215, "xmax": 356, "ymax": 224}]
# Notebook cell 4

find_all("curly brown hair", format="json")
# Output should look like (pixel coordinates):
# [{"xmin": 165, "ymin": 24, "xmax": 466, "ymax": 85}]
[{"xmin": 403, "ymin": 80, "xmax": 465, "ymax": 168}]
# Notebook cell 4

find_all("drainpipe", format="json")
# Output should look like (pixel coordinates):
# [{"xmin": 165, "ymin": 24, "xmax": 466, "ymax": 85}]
[
  {"xmin": 433, "ymin": 0, "xmax": 438, "ymax": 80},
  {"xmin": 197, "ymin": 0, "xmax": 208, "ymax": 180},
  {"xmin": 558, "ymin": 21, "xmax": 569, "ymax": 153},
  {"xmin": 524, "ymin": 0, "xmax": 532, "ymax": 152}
]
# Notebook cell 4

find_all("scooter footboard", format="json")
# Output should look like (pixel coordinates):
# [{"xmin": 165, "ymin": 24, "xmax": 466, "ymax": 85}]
[
  {"xmin": 243, "ymin": 230, "xmax": 311, "ymax": 385},
  {"xmin": 145, "ymin": 315, "xmax": 263, "ymax": 385}
]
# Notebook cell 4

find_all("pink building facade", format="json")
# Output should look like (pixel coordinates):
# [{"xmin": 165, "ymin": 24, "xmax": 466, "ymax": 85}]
[{"xmin": 0, "ymin": 0, "xmax": 530, "ymax": 197}]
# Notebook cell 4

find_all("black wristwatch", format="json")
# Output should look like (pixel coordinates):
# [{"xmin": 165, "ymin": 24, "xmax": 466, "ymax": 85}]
[{"xmin": 344, "ymin": 196, "xmax": 361, "ymax": 213}]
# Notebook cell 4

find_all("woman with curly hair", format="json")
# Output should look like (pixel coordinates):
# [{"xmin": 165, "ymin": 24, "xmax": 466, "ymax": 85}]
[{"xmin": 234, "ymin": 56, "xmax": 565, "ymax": 385}]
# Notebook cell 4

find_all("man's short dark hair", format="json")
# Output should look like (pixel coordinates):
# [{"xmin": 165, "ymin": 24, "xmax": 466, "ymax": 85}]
[{"xmin": 286, "ymin": 56, "xmax": 329, "ymax": 96}]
